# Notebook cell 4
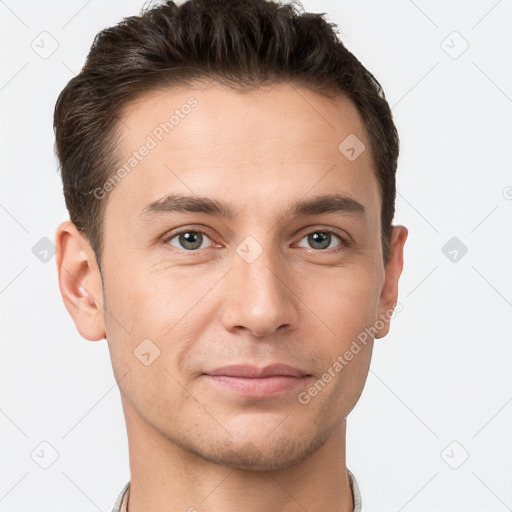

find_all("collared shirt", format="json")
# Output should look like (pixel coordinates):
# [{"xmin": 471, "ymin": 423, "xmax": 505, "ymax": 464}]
[{"xmin": 111, "ymin": 468, "xmax": 362, "ymax": 511}]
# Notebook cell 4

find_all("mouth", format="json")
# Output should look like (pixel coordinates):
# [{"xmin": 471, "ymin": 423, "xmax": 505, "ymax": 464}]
[{"xmin": 203, "ymin": 364, "xmax": 312, "ymax": 397}]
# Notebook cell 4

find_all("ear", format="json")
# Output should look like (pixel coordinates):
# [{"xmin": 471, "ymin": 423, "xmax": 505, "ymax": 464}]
[
  {"xmin": 55, "ymin": 220, "xmax": 106, "ymax": 341},
  {"xmin": 375, "ymin": 225, "xmax": 408, "ymax": 339}
]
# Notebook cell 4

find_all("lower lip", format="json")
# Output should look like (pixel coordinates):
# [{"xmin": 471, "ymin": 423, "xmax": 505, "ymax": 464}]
[{"xmin": 204, "ymin": 375, "xmax": 309, "ymax": 397}]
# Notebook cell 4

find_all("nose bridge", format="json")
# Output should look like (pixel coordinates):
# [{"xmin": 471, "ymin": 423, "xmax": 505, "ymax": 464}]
[{"xmin": 220, "ymin": 235, "xmax": 299, "ymax": 336}]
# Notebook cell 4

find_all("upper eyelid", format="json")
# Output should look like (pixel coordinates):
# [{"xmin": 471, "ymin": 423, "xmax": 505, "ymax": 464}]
[
  {"xmin": 162, "ymin": 225, "xmax": 216, "ymax": 243},
  {"xmin": 295, "ymin": 225, "xmax": 349, "ymax": 240}
]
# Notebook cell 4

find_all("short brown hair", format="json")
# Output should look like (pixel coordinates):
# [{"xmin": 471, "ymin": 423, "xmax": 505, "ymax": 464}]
[{"xmin": 54, "ymin": 0, "xmax": 399, "ymax": 269}]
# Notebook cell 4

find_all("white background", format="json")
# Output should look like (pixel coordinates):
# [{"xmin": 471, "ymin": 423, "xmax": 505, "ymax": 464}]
[{"xmin": 1, "ymin": 0, "xmax": 511, "ymax": 510}]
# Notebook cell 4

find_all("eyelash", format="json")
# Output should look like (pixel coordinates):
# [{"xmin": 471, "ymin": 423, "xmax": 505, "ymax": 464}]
[{"xmin": 162, "ymin": 226, "xmax": 351, "ymax": 254}]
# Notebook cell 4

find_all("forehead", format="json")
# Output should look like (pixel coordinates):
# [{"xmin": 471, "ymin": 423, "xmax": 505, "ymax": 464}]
[
  {"xmin": 104, "ymin": 82, "xmax": 380, "ymax": 227},
  {"xmin": 119, "ymin": 82, "xmax": 368, "ymax": 158}
]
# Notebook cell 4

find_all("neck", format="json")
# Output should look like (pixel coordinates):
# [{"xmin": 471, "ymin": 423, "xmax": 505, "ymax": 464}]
[{"xmin": 122, "ymin": 397, "xmax": 354, "ymax": 512}]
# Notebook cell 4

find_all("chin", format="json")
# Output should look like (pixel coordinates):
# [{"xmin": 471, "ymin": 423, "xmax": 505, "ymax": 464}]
[{"xmin": 185, "ymin": 427, "xmax": 326, "ymax": 472}]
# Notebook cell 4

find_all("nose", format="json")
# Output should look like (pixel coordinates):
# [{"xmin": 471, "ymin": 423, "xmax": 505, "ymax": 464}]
[{"xmin": 219, "ymin": 241, "xmax": 300, "ymax": 338}]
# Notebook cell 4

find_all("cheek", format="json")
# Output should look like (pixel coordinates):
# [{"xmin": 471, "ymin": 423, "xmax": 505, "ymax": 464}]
[
  {"xmin": 102, "ymin": 268, "xmax": 192, "ymax": 416},
  {"xmin": 101, "ymin": 257, "xmax": 166, "ymax": 369},
  {"xmin": 303, "ymin": 266, "xmax": 378, "ymax": 396},
  {"xmin": 306, "ymin": 264, "xmax": 380, "ymax": 336},
  {"xmin": 102, "ymin": 260, "xmax": 211, "ymax": 373},
  {"xmin": 103, "ymin": 255, "xmax": 176, "ymax": 327},
  {"xmin": 306, "ymin": 273, "xmax": 377, "ymax": 412}
]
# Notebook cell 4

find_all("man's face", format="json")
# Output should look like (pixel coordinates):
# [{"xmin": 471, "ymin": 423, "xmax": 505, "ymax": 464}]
[{"xmin": 95, "ymin": 82, "xmax": 404, "ymax": 470}]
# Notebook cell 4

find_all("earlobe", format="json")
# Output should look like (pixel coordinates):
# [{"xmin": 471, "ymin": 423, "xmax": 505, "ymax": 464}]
[
  {"xmin": 55, "ymin": 221, "xmax": 106, "ymax": 341},
  {"xmin": 375, "ymin": 225, "xmax": 408, "ymax": 339}
]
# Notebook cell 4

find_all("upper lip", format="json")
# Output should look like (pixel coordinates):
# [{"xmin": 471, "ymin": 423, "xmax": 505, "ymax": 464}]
[{"xmin": 205, "ymin": 364, "xmax": 309, "ymax": 378}]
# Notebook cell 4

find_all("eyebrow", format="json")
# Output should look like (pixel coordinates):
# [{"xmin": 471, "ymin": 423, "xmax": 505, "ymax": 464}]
[{"xmin": 138, "ymin": 193, "xmax": 366, "ymax": 222}]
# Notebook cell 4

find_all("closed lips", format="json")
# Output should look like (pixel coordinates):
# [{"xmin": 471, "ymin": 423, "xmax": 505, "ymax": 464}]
[{"xmin": 205, "ymin": 364, "xmax": 310, "ymax": 378}]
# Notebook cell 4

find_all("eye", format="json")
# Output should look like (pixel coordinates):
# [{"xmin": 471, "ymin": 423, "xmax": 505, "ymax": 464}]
[
  {"xmin": 296, "ymin": 230, "xmax": 346, "ymax": 251},
  {"xmin": 165, "ymin": 229, "xmax": 215, "ymax": 251},
  {"xmin": 162, "ymin": 227, "xmax": 350, "ymax": 253}
]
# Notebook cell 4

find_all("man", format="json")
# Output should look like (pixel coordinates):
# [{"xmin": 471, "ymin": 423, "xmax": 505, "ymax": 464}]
[{"xmin": 54, "ymin": 0, "xmax": 407, "ymax": 510}]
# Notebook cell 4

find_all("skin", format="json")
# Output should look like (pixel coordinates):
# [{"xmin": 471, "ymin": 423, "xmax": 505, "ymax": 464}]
[{"xmin": 55, "ymin": 81, "xmax": 407, "ymax": 512}]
